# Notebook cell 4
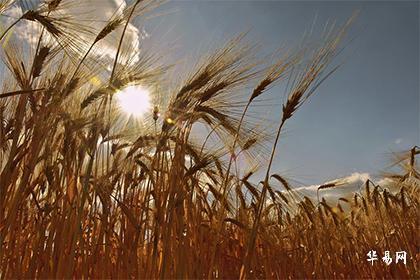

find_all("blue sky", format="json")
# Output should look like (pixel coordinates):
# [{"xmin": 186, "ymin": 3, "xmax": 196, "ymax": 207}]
[
  {"xmin": 6, "ymin": 0, "xmax": 417, "ymax": 184},
  {"xmin": 143, "ymin": 0, "xmax": 419, "ymax": 184}
]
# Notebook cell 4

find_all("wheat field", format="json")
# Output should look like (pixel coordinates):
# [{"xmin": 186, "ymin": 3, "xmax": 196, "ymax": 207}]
[{"xmin": 0, "ymin": 0, "xmax": 418, "ymax": 279}]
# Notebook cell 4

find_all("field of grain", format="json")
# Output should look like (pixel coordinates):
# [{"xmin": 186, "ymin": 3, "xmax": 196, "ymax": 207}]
[{"xmin": 0, "ymin": 1, "xmax": 418, "ymax": 279}]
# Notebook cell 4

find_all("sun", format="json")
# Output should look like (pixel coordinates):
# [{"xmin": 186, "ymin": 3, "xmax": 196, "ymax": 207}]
[{"xmin": 115, "ymin": 85, "xmax": 151, "ymax": 117}]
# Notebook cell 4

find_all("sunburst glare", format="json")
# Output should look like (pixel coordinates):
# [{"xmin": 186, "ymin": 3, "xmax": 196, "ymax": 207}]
[{"xmin": 116, "ymin": 85, "xmax": 151, "ymax": 117}]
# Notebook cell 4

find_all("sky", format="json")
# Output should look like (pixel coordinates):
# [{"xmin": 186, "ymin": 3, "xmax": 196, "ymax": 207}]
[
  {"xmin": 5, "ymin": 0, "xmax": 419, "ymax": 185},
  {"xmin": 142, "ymin": 0, "xmax": 419, "ymax": 184}
]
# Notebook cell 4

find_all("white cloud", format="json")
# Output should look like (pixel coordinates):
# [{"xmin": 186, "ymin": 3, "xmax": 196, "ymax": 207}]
[
  {"xmin": 65, "ymin": 0, "xmax": 144, "ymax": 61},
  {"xmin": 291, "ymin": 172, "xmax": 370, "ymax": 202},
  {"xmin": 2, "ymin": 0, "xmax": 145, "ymax": 63},
  {"xmin": 377, "ymin": 176, "xmax": 420, "ymax": 193},
  {"xmin": 291, "ymin": 172, "xmax": 419, "ymax": 206},
  {"xmin": 394, "ymin": 138, "xmax": 403, "ymax": 145}
]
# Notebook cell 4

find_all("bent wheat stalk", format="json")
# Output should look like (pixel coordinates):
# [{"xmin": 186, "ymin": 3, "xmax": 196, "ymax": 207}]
[{"xmin": 239, "ymin": 17, "xmax": 353, "ymax": 278}]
